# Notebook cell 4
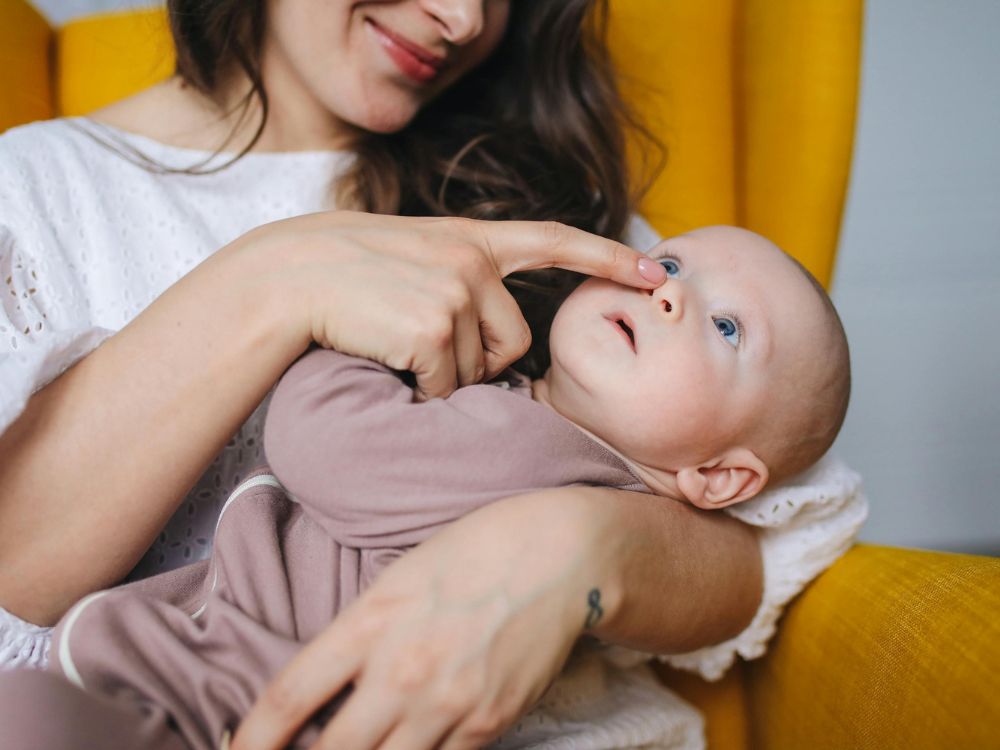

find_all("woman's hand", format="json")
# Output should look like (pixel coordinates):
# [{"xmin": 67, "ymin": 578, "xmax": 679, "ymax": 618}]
[
  {"xmin": 231, "ymin": 490, "xmax": 615, "ymax": 750},
  {"xmin": 246, "ymin": 211, "xmax": 666, "ymax": 400},
  {"xmin": 231, "ymin": 485, "xmax": 762, "ymax": 750}
]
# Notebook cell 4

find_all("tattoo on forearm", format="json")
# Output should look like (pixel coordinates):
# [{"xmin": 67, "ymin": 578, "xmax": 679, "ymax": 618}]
[{"xmin": 584, "ymin": 588, "xmax": 603, "ymax": 629}]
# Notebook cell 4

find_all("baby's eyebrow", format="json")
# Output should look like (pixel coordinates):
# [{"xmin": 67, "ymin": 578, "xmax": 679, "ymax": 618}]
[{"xmin": 646, "ymin": 243, "xmax": 678, "ymax": 260}]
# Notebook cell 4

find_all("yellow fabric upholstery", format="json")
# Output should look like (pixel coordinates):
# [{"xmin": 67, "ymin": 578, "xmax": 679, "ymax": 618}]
[
  {"xmin": 736, "ymin": 0, "xmax": 864, "ymax": 289},
  {"xmin": 654, "ymin": 662, "xmax": 751, "ymax": 750},
  {"xmin": 747, "ymin": 545, "xmax": 1000, "ymax": 749},
  {"xmin": 0, "ymin": 0, "xmax": 54, "ymax": 132},
  {"xmin": 606, "ymin": 0, "xmax": 863, "ymax": 286},
  {"xmin": 608, "ymin": 3, "xmax": 739, "ymax": 240},
  {"xmin": 55, "ymin": 8, "xmax": 175, "ymax": 118}
]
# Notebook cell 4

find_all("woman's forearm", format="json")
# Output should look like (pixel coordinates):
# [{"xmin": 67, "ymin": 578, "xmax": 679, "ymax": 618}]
[
  {"xmin": 523, "ymin": 486, "xmax": 763, "ymax": 655},
  {"xmin": 0, "ymin": 231, "xmax": 308, "ymax": 626},
  {"xmin": 229, "ymin": 484, "xmax": 762, "ymax": 750}
]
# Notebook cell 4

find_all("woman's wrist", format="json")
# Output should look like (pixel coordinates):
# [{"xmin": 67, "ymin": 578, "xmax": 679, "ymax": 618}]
[
  {"xmin": 216, "ymin": 221, "xmax": 316, "ymax": 358},
  {"xmin": 533, "ymin": 488, "xmax": 630, "ymax": 639},
  {"xmin": 442, "ymin": 489, "xmax": 629, "ymax": 643},
  {"xmin": 528, "ymin": 486, "xmax": 763, "ymax": 655}
]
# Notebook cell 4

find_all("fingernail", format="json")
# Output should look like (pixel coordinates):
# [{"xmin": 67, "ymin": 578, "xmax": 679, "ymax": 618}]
[{"xmin": 637, "ymin": 257, "xmax": 666, "ymax": 283}]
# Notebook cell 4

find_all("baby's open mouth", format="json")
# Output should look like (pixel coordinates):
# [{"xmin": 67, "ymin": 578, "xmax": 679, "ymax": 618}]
[{"xmin": 605, "ymin": 313, "xmax": 636, "ymax": 353}]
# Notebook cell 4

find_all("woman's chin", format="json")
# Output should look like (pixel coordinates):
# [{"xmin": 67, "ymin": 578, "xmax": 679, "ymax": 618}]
[{"xmin": 348, "ymin": 101, "xmax": 423, "ymax": 135}]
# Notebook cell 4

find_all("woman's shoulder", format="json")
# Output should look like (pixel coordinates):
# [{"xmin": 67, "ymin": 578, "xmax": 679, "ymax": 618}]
[
  {"xmin": 0, "ymin": 118, "xmax": 119, "ymax": 214},
  {"xmin": 0, "ymin": 117, "xmax": 98, "ymax": 166},
  {"xmin": 0, "ymin": 116, "xmax": 189, "ymax": 190},
  {"xmin": 0, "ymin": 116, "xmax": 198, "ymax": 174},
  {"xmin": 1, "ymin": 117, "xmax": 68, "ymax": 146}
]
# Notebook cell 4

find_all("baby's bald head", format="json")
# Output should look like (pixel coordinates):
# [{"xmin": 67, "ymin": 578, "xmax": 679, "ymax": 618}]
[
  {"xmin": 666, "ymin": 226, "xmax": 850, "ymax": 486},
  {"xmin": 749, "ymin": 254, "xmax": 850, "ymax": 485}
]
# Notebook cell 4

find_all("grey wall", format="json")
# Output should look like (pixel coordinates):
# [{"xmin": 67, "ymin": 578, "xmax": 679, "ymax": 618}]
[
  {"xmin": 29, "ymin": 0, "xmax": 1000, "ymax": 553},
  {"xmin": 832, "ymin": 0, "xmax": 1000, "ymax": 554},
  {"xmin": 29, "ymin": 0, "xmax": 153, "ymax": 25}
]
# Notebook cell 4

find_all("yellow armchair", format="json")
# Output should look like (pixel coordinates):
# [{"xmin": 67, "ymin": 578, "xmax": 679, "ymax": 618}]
[{"xmin": 2, "ymin": 1, "xmax": 998, "ymax": 747}]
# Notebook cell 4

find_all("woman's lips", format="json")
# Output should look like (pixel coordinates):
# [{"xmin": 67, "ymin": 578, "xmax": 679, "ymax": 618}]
[
  {"xmin": 366, "ymin": 19, "xmax": 445, "ymax": 84},
  {"xmin": 604, "ymin": 313, "xmax": 637, "ymax": 354}
]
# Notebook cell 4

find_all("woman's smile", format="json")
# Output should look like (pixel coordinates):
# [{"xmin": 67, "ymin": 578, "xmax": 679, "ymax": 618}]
[{"xmin": 365, "ymin": 18, "xmax": 446, "ymax": 84}]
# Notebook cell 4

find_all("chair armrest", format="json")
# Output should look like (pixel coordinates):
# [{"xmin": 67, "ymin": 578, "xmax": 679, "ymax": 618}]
[{"xmin": 746, "ymin": 543, "xmax": 1000, "ymax": 749}]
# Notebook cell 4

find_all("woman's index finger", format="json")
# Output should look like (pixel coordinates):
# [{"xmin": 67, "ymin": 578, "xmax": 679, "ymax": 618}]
[{"xmin": 468, "ymin": 219, "xmax": 667, "ymax": 288}]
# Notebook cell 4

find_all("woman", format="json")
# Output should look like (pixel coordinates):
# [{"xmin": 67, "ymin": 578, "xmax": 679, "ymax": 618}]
[{"xmin": 0, "ymin": 0, "xmax": 835, "ymax": 748}]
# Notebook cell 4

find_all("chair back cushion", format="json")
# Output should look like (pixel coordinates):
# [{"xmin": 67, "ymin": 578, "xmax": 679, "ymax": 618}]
[
  {"xmin": 55, "ymin": 8, "xmax": 175, "ymax": 119},
  {"xmin": 606, "ymin": 0, "xmax": 862, "ymax": 287},
  {"xmin": 0, "ymin": 0, "xmax": 54, "ymax": 132}
]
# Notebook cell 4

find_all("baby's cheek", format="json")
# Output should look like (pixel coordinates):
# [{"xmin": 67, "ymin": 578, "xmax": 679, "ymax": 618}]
[
  {"xmin": 633, "ymin": 370, "xmax": 720, "ymax": 446},
  {"xmin": 609, "ymin": 384, "xmax": 676, "ymax": 448}
]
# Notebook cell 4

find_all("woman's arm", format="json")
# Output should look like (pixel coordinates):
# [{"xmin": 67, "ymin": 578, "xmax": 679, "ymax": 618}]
[
  {"xmin": 0, "ymin": 212, "xmax": 664, "ymax": 626},
  {"xmin": 233, "ymin": 485, "xmax": 761, "ymax": 750},
  {"xmin": 0, "ymin": 232, "xmax": 305, "ymax": 626},
  {"xmin": 562, "ymin": 485, "xmax": 762, "ymax": 654}
]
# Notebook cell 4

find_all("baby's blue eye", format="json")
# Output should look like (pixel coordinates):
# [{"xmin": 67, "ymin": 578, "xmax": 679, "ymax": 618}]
[
  {"xmin": 659, "ymin": 258, "xmax": 680, "ymax": 277},
  {"xmin": 714, "ymin": 317, "xmax": 740, "ymax": 347}
]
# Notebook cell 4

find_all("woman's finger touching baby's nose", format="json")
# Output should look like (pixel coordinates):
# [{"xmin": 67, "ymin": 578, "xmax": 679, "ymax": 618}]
[{"xmin": 469, "ymin": 219, "xmax": 667, "ymax": 288}]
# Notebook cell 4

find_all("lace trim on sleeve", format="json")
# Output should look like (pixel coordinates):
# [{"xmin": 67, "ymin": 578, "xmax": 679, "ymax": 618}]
[{"xmin": 600, "ymin": 454, "xmax": 869, "ymax": 680}]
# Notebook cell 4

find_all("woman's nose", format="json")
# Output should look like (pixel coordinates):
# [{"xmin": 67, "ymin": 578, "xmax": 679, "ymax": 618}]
[{"xmin": 419, "ymin": 0, "xmax": 485, "ymax": 45}]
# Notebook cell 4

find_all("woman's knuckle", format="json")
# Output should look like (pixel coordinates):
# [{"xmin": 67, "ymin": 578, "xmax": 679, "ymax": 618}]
[
  {"xmin": 440, "ymin": 277, "xmax": 472, "ymax": 311},
  {"xmin": 409, "ymin": 311, "xmax": 451, "ymax": 350},
  {"xmin": 432, "ymin": 685, "xmax": 473, "ymax": 716},
  {"xmin": 461, "ymin": 245, "xmax": 492, "ymax": 277},
  {"xmin": 466, "ymin": 708, "xmax": 506, "ymax": 738},
  {"xmin": 353, "ymin": 605, "xmax": 387, "ymax": 640},
  {"xmin": 388, "ymin": 651, "xmax": 433, "ymax": 691},
  {"xmin": 383, "ymin": 353, "xmax": 410, "ymax": 372},
  {"xmin": 259, "ymin": 678, "xmax": 301, "ymax": 720},
  {"xmin": 515, "ymin": 323, "xmax": 533, "ymax": 356},
  {"xmin": 609, "ymin": 242, "xmax": 628, "ymax": 273},
  {"xmin": 542, "ymin": 220, "xmax": 569, "ymax": 249},
  {"xmin": 422, "ymin": 316, "xmax": 454, "ymax": 350}
]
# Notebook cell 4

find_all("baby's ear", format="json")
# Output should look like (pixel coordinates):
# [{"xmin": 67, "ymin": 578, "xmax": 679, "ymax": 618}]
[{"xmin": 676, "ymin": 449, "xmax": 768, "ymax": 510}]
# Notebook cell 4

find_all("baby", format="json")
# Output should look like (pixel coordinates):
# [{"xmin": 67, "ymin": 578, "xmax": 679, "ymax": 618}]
[
  {"xmin": 536, "ymin": 224, "xmax": 850, "ymax": 504},
  {"xmin": 0, "ymin": 226, "xmax": 850, "ymax": 750}
]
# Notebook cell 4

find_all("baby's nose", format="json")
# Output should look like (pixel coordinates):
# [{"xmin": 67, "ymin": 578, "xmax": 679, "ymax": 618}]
[{"xmin": 646, "ymin": 282, "xmax": 681, "ymax": 316}]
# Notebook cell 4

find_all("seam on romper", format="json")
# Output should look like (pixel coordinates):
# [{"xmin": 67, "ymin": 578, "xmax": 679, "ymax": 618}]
[
  {"xmin": 190, "ymin": 473, "xmax": 284, "ymax": 620},
  {"xmin": 59, "ymin": 590, "xmax": 111, "ymax": 689}
]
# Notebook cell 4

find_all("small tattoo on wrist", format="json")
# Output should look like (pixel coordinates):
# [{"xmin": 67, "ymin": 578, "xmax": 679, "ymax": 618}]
[{"xmin": 584, "ymin": 588, "xmax": 603, "ymax": 629}]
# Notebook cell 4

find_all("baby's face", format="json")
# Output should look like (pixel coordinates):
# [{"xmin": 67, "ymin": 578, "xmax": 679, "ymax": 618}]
[{"xmin": 540, "ymin": 226, "xmax": 829, "ymax": 505}]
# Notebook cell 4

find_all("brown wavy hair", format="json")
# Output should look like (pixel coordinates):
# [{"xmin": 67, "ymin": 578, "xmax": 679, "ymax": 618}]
[{"xmin": 167, "ymin": 0, "xmax": 663, "ymax": 376}]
